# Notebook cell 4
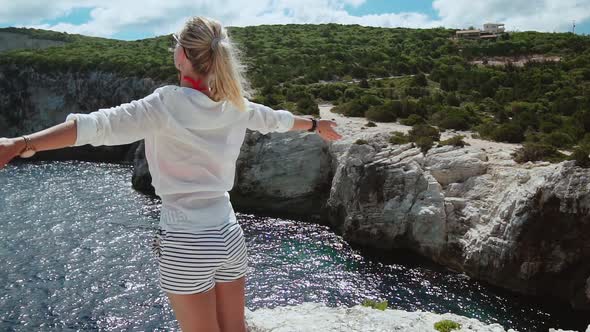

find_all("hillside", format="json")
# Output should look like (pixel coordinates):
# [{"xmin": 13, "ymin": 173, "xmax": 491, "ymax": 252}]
[{"xmin": 1, "ymin": 25, "xmax": 590, "ymax": 163}]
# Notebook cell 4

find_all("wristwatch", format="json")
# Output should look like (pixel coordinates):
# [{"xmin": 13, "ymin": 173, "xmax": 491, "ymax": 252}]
[
  {"xmin": 18, "ymin": 135, "xmax": 36, "ymax": 158},
  {"xmin": 308, "ymin": 118, "xmax": 317, "ymax": 132}
]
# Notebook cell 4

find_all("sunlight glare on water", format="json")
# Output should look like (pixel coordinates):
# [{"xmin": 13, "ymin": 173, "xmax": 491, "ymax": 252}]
[{"xmin": 0, "ymin": 161, "xmax": 586, "ymax": 331}]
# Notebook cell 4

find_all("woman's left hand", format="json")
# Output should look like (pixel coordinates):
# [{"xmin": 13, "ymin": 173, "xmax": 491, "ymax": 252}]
[{"xmin": 317, "ymin": 120, "xmax": 343, "ymax": 142}]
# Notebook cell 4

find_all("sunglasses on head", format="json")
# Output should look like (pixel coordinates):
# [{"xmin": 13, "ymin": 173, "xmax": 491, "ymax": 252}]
[{"xmin": 169, "ymin": 33, "xmax": 190, "ymax": 59}]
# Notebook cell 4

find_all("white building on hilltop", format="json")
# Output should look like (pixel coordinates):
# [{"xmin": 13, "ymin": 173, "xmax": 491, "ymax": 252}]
[
  {"xmin": 456, "ymin": 23, "xmax": 506, "ymax": 39},
  {"xmin": 483, "ymin": 23, "xmax": 505, "ymax": 34}
]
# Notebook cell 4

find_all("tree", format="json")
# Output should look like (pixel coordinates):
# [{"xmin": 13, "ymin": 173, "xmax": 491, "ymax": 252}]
[
  {"xmin": 412, "ymin": 73, "xmax": 428, "ymax": 87},
  {"xmin": 359, "ymin": 79, "xmax": 370, "ymax": 88}
]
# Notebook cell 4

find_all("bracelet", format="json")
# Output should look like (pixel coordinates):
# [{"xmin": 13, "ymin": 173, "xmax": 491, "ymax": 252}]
[
  {"xmin": 19, "ymin": 135, "xmax": 36, "ymax": 158},
  {"xmin": 307, "ymin": 118, "xmax": 317, "ymax": 132}
]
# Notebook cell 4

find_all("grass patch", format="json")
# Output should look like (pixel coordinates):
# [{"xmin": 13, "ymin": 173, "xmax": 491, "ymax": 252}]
[
  {"xmin": 434, "ymin": 319, "xmax": 461, "ymax": 332},
  {"xmin": 361, "ymin": 299, "xmax": 388, "ymax": 311}
]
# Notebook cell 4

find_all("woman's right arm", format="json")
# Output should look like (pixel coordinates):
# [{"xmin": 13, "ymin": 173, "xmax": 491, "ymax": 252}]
[
  {"xmin": 289, "ymin": 117, "xmax": 342, "ymax": 142},
  {"xmin": 245, "ymin": 100, "xmax": 342, "ymax": 142}
]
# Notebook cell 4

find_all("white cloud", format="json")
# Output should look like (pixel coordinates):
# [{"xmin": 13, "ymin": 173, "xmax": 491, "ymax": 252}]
[
  {"xmin": 433, "ymin": 0, "xmax": 590, "ymax": 32},
  {"xmin": 0, "ymin": 0, "xmax": 589, "ymax": 39}
]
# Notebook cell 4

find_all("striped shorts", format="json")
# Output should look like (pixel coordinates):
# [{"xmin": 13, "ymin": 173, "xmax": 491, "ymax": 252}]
[{"xmin": 150, "ymin": 221, "xmax": 249, "ymax": 295}]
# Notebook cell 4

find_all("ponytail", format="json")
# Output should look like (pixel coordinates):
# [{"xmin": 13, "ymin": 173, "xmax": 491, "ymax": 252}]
[
  {"xmin": 177, "ymin": 17, "xmax": 251, "ymax": 111},
  {"xmin": 209, "ymin": 35, "xmax": 250, "ymax": 111}
]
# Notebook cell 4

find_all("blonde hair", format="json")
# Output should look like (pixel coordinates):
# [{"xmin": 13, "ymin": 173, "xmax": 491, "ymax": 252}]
[{"xmin": 176, "ymin": 16, "xmax": 251, "ymax": 111}]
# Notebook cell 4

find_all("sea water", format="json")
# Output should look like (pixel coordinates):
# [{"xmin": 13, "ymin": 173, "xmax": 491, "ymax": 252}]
[{"xmin": 0, "ymin": 161, "xmax": 587, "ymax": 331}]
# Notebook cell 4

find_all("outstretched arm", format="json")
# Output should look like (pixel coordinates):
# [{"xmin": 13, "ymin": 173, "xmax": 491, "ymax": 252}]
[
  {"xmin": 0, "ymin": 87, "xmax": 169, "ymax": 169},
  {"xmin": 289, "ymin": 117, "xmax": 342, "ymax": 142},
  {"xmin": 0, "ymin": 121, "xmax": 77, "ymax": 168},
  {"xmin": 245, "ymin": 100, "xmax": 342, "ymax": 141}
]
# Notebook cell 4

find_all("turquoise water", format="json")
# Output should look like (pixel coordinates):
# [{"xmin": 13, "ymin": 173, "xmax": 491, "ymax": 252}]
[{"xmin": 0, "ymin": 161, "xmax": 587, "ymax": 331}]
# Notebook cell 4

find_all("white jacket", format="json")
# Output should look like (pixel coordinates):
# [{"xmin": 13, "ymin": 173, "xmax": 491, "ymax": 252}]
[{"xmin": 65, "ymin": 85, "xmax": 295, "ymax": 232}]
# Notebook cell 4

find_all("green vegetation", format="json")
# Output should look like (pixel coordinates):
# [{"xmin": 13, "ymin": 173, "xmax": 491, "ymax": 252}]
[
  {"xmin": 389, "ymin": 131, "xmax": 411, "ymax": 145},
  {"xmin": 409, "ymin": 124, "xmax": 441, "ymax": 142},
  {"xmin": 355, "ymin": 139, "xmax": 369, "ymax": 145},
  {"xmin": 388, "ymin": 124, "xmax": 443, "ymax": 154},
  {"xmin": 360, "ymin": 299, "xmax": 388, "ymax": 311},
  {"xmin": 2, "ymin": 25, "xmax": 590, "ymax": 154},
  {"xmin": 440, "ymin": 135, "xmax": 469, "ymax": 147},
  {"xmin": 400, "ymin": 114, "xmax": 426, "ymax": 126},
  {"xmin": 434, "ymin": 319, "xmax": 461, "ymax": 332},
  {"xmin": 0, "ymin": 27, "xmax": 176, "ymax": 81},
  {"xmin": 512, "ymin": 142, "xmax": 567, "ymax": 163},
  {"xmin": 570, "ymin": 145, "xmax": 590, "ymax": 168},
  {"xmin": 0, "ymin": 27, "xmax": 79, "ymax": 42},
  {"xmin": 415, "ymin": 136, "xmax": 435, "ymax": 154}
]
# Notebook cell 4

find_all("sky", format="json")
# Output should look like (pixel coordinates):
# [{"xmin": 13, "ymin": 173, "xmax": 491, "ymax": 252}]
[{"xmin": 0, "ymin": 0, "xmax": 589, "ymax": 40}]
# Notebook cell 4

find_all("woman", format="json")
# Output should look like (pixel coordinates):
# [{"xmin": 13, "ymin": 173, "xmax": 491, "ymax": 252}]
[{"xmin": 0, "ymin": 16, "xmax": 342, "ymax": 332}]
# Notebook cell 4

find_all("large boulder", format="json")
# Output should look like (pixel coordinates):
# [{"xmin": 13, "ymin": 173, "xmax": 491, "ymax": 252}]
[
  {"xmin": 132, "ymin": 130, "xmax": 333, "ymax": 221},
  {"xmin": 325, "ymin": 135, "xmax": 590, "ymax": 310},
  {"xmin": 230, "ymin": 130, "xmax": 333, "ymax": 220}
]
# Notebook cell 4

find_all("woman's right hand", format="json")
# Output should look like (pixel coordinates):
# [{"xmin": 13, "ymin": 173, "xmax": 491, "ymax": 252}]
[
  {"xmin": 0, "ymin": 138, "xmax": 20, "ymax": 169},
  {"xmin": 317, "ymin": 120, "xmax": 342, "ymax": 142}
]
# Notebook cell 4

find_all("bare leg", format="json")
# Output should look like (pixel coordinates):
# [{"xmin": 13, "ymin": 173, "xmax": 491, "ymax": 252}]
[
  {"xmin": 166, "ymin": 287, "xmax": 220, "ymax": 332},
  {"xmin": 215, "ymin": 276, "xmax": 246, "ymax": 332}
]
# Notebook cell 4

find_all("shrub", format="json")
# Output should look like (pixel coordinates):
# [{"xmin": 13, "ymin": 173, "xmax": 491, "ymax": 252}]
[
  {"xmin": 524, "ymin": 128, "xmax": 542, "ymax": 143},
  {"xmin": 359, "ymin": 79, "xmax": 370, "ymax": 88},
  {"xmin": 397, "ymin": 98, "xmax": 419, "ymax": 118},
  {"xmin": 434, "ymin": 320, "xmax": 461, "ymax": 332},
  {"xmin": 409, "ymin": 124, "xmax": 440, "ymax": 142},
  {"xmin": 445, "ymin": 93, "xmax": 461, "ymax": 107},
  {"xmin": 361, "ymin": 299, "xmax": 388, "ymax": 311},
  {"xmin": 295, "ymin": 94, "xmax": 320, "ymax": 116},
  {"xmin": 512, "ymin": 142, "xmax": 567, "ymax": 163},
  {"xmin": 360, "ymin": 94, "xmax": 384, "ymax": 106},
  {"xmin": 440, "ymin": 135, "xmax": 469, "ymax": 147},
  {"xmin": 414, "ymin": 136, "xmax": 434, "ymax": 154},
  {"xmin": 404, "ymin": 86, "xmax": 430, "ymax": 98},
  {"xmin": 412, "ymin": 72, "xmax": 428, "ymax": 87},
  {"xmin": 389, "ymin": 131, "xmax": 410, "ymax": 144},
  {"xmin": 365, "ymin": 102, "xmax": 399, "ymax": 122},
  {"xmin": 342, "ymin": 87, "xmax": 363, "ymax": 102},
  {"xmin": 570, "ymin": 145, "xmax": 590, "ymax": 168},
  {"xmin": 492, "ymin": 122, "xmax": 525, "ymax": 143},
  {"xmin": 332, "ymin": 100, "xmax": 365, "ymax": 117},
  {"xmin": 355, "ymin": 139, "xmax": 368, "ymax": 145},
  {"xmin": 539, "ymin": 117, "xmax": 561, "ymax": 133},
  {"xmin": 415, "ymin": 136, "xmax": 434, "ymax": 154},
  {"xmin": 434, "ymin": 107, "xmax": 477, "ymax": 130},
  {"xmin": 541, "ymin": 131, "xmax": 574, "ymax": 149},
  {"xmin": 474, "ymin": 121, "xmax": 496, "ymax": 140},
  {"xmin": 400, "ymin": 114, "xmax": 426, "ymax": 126},
  {"xmin": 316, "ymin": 83, "xmax": 346, "ymax": 101}
]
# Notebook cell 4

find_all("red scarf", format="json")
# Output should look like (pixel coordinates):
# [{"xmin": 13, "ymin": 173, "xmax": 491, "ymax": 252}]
[{"xmin": 181, "ymin": 74, "xmax": 208, "ymax": 92}]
